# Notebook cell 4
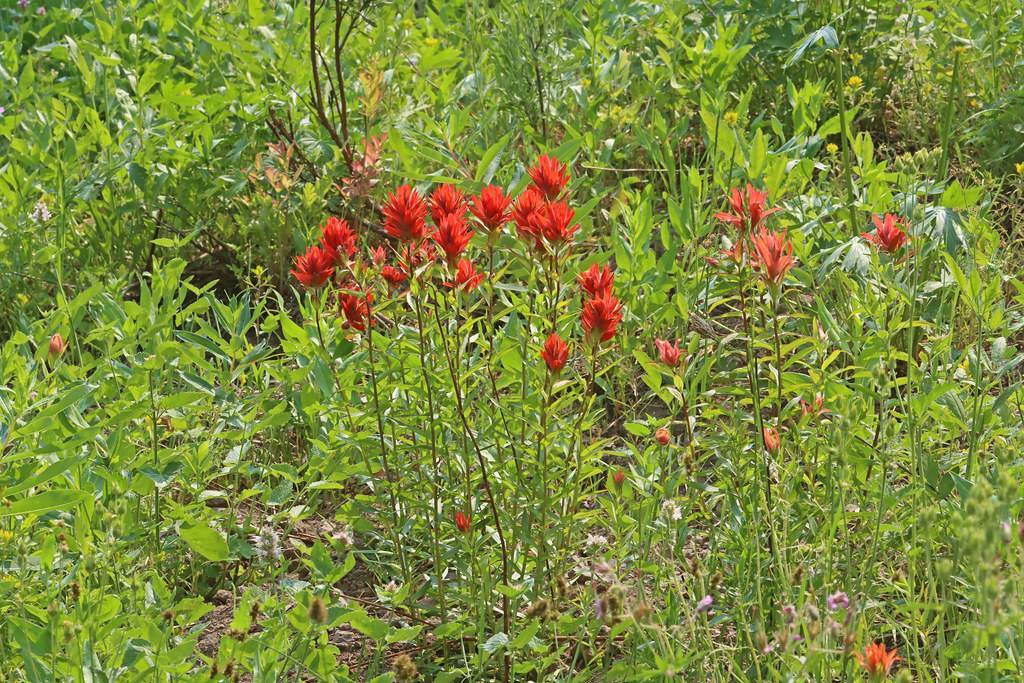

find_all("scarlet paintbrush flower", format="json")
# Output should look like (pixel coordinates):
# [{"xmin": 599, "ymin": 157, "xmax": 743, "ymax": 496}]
[
  {"xmin": 714, "ymin": 184, "xmax": 780, "ymax": 234},
  {"xmin": 381, "ymin": 265, "xmax": 407, "ymax": 287},
  {"xmin": 338, "ymin": 285, "xmax": 372, "ymax": 331},
  {"xmin": 763, "ymin": 426, "xmax": 781, "ymax": 454},
  {"xmin": 454, "ymin": 511, "xmax": 471, "ymax": 533},
  {"xmin": 654, "ymin": 339, "xmax": 682, "ymax": 368},
  {"xmin": 861, "ymin": 214, "xmax": 908, "ymax": 254},
  {"xmin": 582, "ymin": 294, "xmax": 623, "ymax": 344},
  {"xmin": 511, "ymin": 187, "xmax": 547, "ymax": 249},
  {"xmin": 433, "ymin": 213, "xmax": 475, "ymax": 265},
  {"xmin": 383, "ymin": 185, "xmax": 428, "ymax": 241},
  {"xmin": 445, "ymin": 259, "xmax": 484, "ymax": 292},
  {"xmin": 541, "ymin": 333, "xmax": 569, "ymax": 373},
  {"xmin": 370, "ymin": 245, "xmax": 387, "ymax": 266},
  {"xmin": 469, "ymin": 184, "xmax": 512, "ymax": 232},
  {"xmin": 291, "ymin": 245, "xmax": 336, "ymax": 289},
  {"xmin": 578, "ymin": 264, "xmax": 614, "ymax": 299},
  {"xmin": 751, "ymin": 228, "xmax": 795, "ymax": 286},
  {"xmin": 538, "ymin": 201, "xmax": 579, "ymax": 245},
  {"xmin": 801, "ymin": 394, "xmax": 830, "ymax": 419},
  {"xmin": 655, "ymin": 427, "xmax": 671, "ymax": 445},
  {"xmin": 855, "ymin": 642, "xmax": 899, "ymax": 679},
  {"xmin": 49, "ymin": 333, "xmax": 66, "ymax": 357},
  {"xmin": 612, "ymin": 469, "xmax": 626, "ymax": 488},
  {"xmin": 428, "ymin": 184, "xmax": 467, "ymax": 224},
  {"xmin": 320, "ymin": 217, "xmax": 357, "ymax": 262},
  {"xmin": 528, "ymin": 154, "xmax": 570, "ymax": 200}
]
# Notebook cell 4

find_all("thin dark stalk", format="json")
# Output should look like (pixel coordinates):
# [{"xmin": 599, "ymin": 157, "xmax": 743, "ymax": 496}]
[{"xmin": 433, "ymin": 290, "xmax": 511, "ymax": 683}]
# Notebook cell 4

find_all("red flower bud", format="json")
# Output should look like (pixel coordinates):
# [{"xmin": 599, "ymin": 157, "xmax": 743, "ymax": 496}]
[
  {"xmin": 49, "ymin": 333, "xmax": 66, "ymax": 357},
  {"xmin": 454, "ymin": 511, "xmax": 471, "ymax": 534},
  {"xmin": 655, "ymin": 427, "xmax": 671, "ymax": 446}
]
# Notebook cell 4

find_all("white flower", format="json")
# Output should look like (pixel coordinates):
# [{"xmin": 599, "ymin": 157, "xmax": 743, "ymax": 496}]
[
  {"xmin": 250, "ymin": 527, "xmax": 282, "ymax": 561},
  {"xmin": 661, "ymin": 500, "xmax": 683, "ymax": 521},
  {"xmin": 30, "ymin": 199, "xmax": 52, "ymax": 223}
]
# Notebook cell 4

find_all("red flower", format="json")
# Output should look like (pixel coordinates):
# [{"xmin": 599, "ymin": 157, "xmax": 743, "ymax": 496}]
[
  {"xmin": 370, "ymin": 245, "xmax": 387, "ymax": 266},
  {"xmin": 581, "ymin": 294, "xmax": 623, "ymax": 344},
  {"xmin": 381, "ymin": 265, "xmax": 407, "ymax": 287},
  {"xmin": 538, "ymin": 201, "xmax": 579, "ymax": 245},
  {"xmin": 855, "ymin": 642, "xmax": 899, "ymax": 678},
  {"xmin": 428, "ymin": 184, "xmax": 467, "ymax": 224},
  {"xmin": 654, "ymin": 339, "xmax": 682, "ymax": 368},
  {"xmin": 801, "ymin": 394, "xmax": 830, "ymax": 419},
  {"xmin": 541, "ymin": 333, "xmax": 569, "ymax": 373},
  {"xmin": 320, "ymin": 217, "xmax": 357, "ymax": 262},
  {"xmin": 578, "ymin": 264, "xmax": 614, "ymax": 299},
  {"xmin": 454, "ymin": 511, "xmax": 471, "ymax": 534},
  {"xmin": 49, "ymin": 333, "xmax": 66, "ymax": 357},
  {"xmin": 763, "ymin": 426, "xmax": 781, "ymax": 454},
  {"xmin": 291, "ymin": 245, "xmax": 336, "ymax": 289},
  {"xmin": 469, "ymin": 185, "xmax": 512, "ymax": 232},
  {"xmin": 433, "ymin": 213, "xmax": 475, "ymax": 265},
  {"xmin": 528, "ymin": 154, "xmax": 570, "ymax": 200},
  {"xmin": 383, "ymin": 185, "xmax": 427, "ymax": 241},
  {"xmin": 861, "ymin": 214, "xmax": 908, "ymax": 254},
  {"xmin": 655, "ymin": 427, "xmax": 671, "ymax": 445},
  {"xmin": 751, "ymin": 228, "xmax": 795, "ymax": 286},
  {"xmin": 445, "ymin": 259, "xmax": 484, "ymax": 292},
  {"xmin": 714, "ymin": 184, "xmax": 780, "ymax": 234},
  {"xmin": 612, "ymin": 469, "xmax": 626, "ymax": 488},
  {"xmin": 511, "ymin": 187, "xmax": 547, "ymax": 249},
  {"xmin": 338, "ymin": 284, "xmax": 372, "ymax": 331}
]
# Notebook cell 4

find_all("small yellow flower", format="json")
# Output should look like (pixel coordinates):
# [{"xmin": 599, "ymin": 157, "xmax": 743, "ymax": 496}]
[
  {"xmin": 723, "ymin": 111, "xmax": 739, "ymax": 126},
  {"xmin": 1015, "ymin": 162, "xmax": 1024, "ymax": 175},
  {"xmin": 850, "ymin": 52, "xmax": 863, "ymax": 66},
  {"xmin": 826, "ymin": 143, "xmax": 839, "ymax": 155},
  {"xmin": 423, "ymin": 37, "xmax": 439, "ymax": 48},
  {"xmin": 954, "ymin": 45, "xmax": 967, "ymax": 55},
  {"xmin": 969, "ymin": 98, "xmax": 979, "ymax": 109},
  {"xmin": 847, "ymin": 75, "xmax": 863, "ymax": 89}
]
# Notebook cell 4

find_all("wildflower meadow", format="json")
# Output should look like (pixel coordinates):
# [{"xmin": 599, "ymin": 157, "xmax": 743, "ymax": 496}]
[{"xmin": 3, "ymin": 1, "xmax": 1024, "ymax": 681}]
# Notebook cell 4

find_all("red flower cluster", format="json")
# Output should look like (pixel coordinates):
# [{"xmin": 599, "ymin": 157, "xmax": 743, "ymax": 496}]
[
  {"xmin": 751, "ymin": 228, "xmax": 796, "ymax": 286},
  {"xmin": 291, "ymin": 245, "xmax": 336, "ymax": 290},
  {"xmin": 541, "ymin": 333, "xmax": 569, "ymax": 374},
  {"xmin": 713, "ymin": 184, "xmax": 796, "ymax": 287},
  {"xmin": 861, "ymin": 213, "xmax": 908, "ymax": 254},
  {"xmin": 290, "ymin": 157, "xmax": 604, "ymax": 354},
  {"xmin": 469, "ymin": 185, "xmax": 512, "ymax": 233},
  {"xmin": 511, "ymin": 157, "xmax": 578, "ymax": 251},
  {"xmin": 654, "ymin": 339, "xmax": 682, "ymax": 368},
  {"xmin": 714, "ymin": 184, "xmax": 780, "ymax": 235},
  {"xmin": 582, "ymin": 294, "xmax": 623, "ymax": 345},
  {"xmin": 321, "ymin": 217, "xmax": 357, "ymax": 263},
  {"xmin": 855, "ymin": 642, "xmax": 899, "ymax": 678},
  {"xmin": 578, "ymin": 264, "xmax": 614, "ymax": 299}
]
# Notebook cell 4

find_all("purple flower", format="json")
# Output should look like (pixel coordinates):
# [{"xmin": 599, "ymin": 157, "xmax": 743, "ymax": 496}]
[
  {"xmin": 826, "ymin": 591, "xmax": 849, "ymax": 611},
  {"xmin": 37, "ymin": 6, "xmax": 46, "ymax": 15},
  {"xmin": 781, "ymin": 604, "xmax": 796, "ymax": 624},
  {"xmin": 695, "ymin": 594, "xmax": 713, "ymax": 614},
  {"xmin": 18, "ymin": 0, "xmax": 29, "ymax": 8}
]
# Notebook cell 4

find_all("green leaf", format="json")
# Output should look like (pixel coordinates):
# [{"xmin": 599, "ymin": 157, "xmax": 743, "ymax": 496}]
[
  {"xmin": 482, "ymin": 632, "xmax": 509, "ymax": 654},
  {"xmin": 347, "ymin": 611, "xmax": 391, "ymax": 640},
  {"xmin": 0, "ymin": 490, "xmax": 89, "ymax": 518},
  {"xmin": 179, "ymin": 523, "xmax": 230, "ymax": 562}
]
